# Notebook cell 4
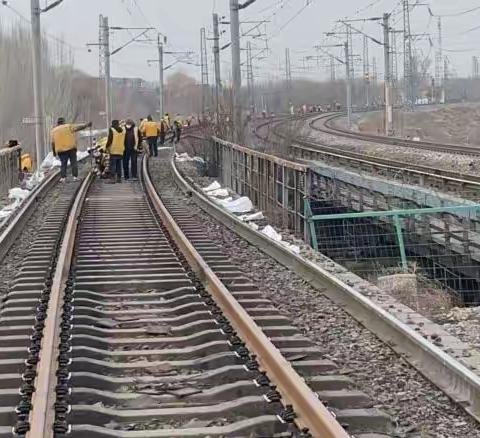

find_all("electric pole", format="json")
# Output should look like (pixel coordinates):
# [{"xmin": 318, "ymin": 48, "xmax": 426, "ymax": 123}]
[
  {"xmin": 230, "ymin": 0, "xmax": 242, "ymax": 142},
  {"xmin": 344, "ymin": 41, "xmax": 352, "ymax": 129},
  {"xmin": 31, "ymin": 0, "xmax": 45, "ymax": 168},
  {"xmin": 383, "ymin": 13, "xmax": 394, "ymax": 136},
  {"xmin": 213, "ymin": 13, "xmax": 222, "ymax": 119},
  {"xmin": 200, "ymin": 27, "xmax": 209, "ymax": 117},
  {"xmin": 363, "ymin": 35, "xmax": 370, "ymax": 108},
  {"xmin": 246, "ymin": 41, "xmax": 255, "ymax": 112},
  {"xmin": 285, "ymin": 47, "xmax": 292, "ymax": 109},
  {"xmin": 435, "ymin": 17, "xmax": 445, "ymax": 104},
  {"xmin": 157, "ymin": 35, "xmax": 164, "ymax": 117},
  {"xmin": 102, "ymin": 16, "xmax": 112, "ymax": 128},
  {"xmin": 473, "ymin": 56, "xmax": 479, "ymax": 79},
  {"xmin": 330, "ymin": 56, "xmax": 336, "ymax": 81},
  {"xmin": 403, "ymin": 0, "xmax": 414, "ymax": 109}
]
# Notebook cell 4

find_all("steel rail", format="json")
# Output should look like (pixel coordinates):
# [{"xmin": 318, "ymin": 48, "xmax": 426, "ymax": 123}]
[
  {"xmin": 0, "ymin": 169, "xmax": 59, "ymax": 262},
  {"xmin": 0, "ymin": 154, "xmax": 93, "ymax": 263},
  {"xmin": 142, "ymin": 156, "xmax": 349, "ymax": 438},
  {"xmin": 255, "ymin": 115, "xmax": 480, "ymax": 190},
  {"xmin": 170, "ymin": 153, "xmax": 480, "ymax": 423},
  {"xmin": 319, "ymin": 112, "xmax": 480, "ymax": 156},
  {"xmin": 26, "ymin": 173, "xmax": 94, "ymax": 438}
]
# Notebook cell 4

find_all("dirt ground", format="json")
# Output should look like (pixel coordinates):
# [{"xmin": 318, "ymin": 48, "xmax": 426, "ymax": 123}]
[{"xmin": 356, "ymin": 103, "xmax": 480, "ymax": 145}]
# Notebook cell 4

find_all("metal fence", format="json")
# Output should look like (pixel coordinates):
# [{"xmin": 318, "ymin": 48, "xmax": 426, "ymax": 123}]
[
  {"xmin": 305, "ymin": 199, "xmax": 480, "ymax": 304},
  {"xmin": 204, "ymin": 136, "xmax": 310, "ymax": 237},
  {"xmin": 0, "ymin": 146, "xmax": 21, "ymax": 197}
]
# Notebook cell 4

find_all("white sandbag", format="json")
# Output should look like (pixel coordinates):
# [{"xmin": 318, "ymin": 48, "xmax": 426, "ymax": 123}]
[
  {"xmin": 0, "ymin": 200, "xmax": 19, "ymax": 219},
  {"xmin": 77, "ymin": 150, "xmax": 89, "ymax": 160},
  {"xmin": 41, "ymin": 152, "xmax": 61, "ymax": 170},
  {"xmin": 281, "ymin": 241, "xmax": 300, "ymax": 254},
  {"xmin": 224, "ymin": 196, "xmax": 253, "ymax": 213},
  {"xmin": 0, "ymin": 209, "xmax": 12, "ymax": 220},
  {"xmin": 175, "ymin": 152, "xmax": 194, "ymax": 162},
  {"xmin": 248, "ymin": 222, "xmax": 259, "ymax": 231},
  {"xmin": 214, "ymin": 197, "xmax": 233, "ymax": 206},
  {"xmin": 9, "ymin": 188, "xmax": 30, "ymax": 202},
  {"xmin": 207, "ymin": 188, "xmax": 229, "ymax": 198},
  {"xmin": 261, "ymin": 225, "xmax": 282, "ymax": 242},
  {"xmin": 239, "ymin": 211, "xmax": 264, "ymax": 222},
  {"xmin": 203, "ymin": 181, "xmax": 221, "ymax": 192},
  {"xmin": 25, "ymin": 172, "xmax": 45, "ymax": 190}
]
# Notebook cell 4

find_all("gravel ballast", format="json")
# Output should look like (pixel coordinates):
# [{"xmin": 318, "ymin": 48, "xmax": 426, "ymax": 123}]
[
  {"xmin": 149, "ymin": 154, "xmax": 480, "ymax": 438},
  {"xmin": 0, "ymin": 169, "xmax": 89, "ymax": 299}
]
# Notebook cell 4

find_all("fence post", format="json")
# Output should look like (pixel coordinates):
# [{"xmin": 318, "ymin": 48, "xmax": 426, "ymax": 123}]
[
  {"xmin": 304, "ymin": 198, "xmax": 318, "ymax": 250},
  {"xmin": 393, "ymin": 214, "xmax": 408, "ymax": 272}
]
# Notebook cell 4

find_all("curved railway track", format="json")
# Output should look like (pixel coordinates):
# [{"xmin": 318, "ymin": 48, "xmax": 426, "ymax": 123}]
[
  {"xmin": 313, "ymin": 112, "xmax": 480, "ymax": 157},
  {"xmin": 0, "ymin": 154, "xmax": 394, "ymax": 437},
  {"xmin": 253, "ymin": 115, "xmax": 480, "ymax": 198}
]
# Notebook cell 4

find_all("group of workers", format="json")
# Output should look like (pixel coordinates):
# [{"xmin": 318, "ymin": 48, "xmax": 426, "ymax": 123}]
[
  {"xmin": 49, "ymin": 113, "xmax": 185, "ymax": 183},
  {"xmin": 140, "ymin": 114, "xmax": 182, "ymax": 158}
]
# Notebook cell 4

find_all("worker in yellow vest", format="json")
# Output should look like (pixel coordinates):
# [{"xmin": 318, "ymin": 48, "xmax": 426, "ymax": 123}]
[
  {"xmin": 105, "ymin": 119, "xmax": 126, "ymax": 183},
  {"xmin": 50, "ymin": 117, "xmax": 91, "ymax": 182},
  {"xmin": 140, "ymin": 115, "xmax": 159, "ymax": 157}
]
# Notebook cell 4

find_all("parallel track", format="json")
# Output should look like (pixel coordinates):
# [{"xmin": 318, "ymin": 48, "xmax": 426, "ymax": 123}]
[
  {"xmin": 0, "ymin": 154, "xmax": 393, "ymax": 437},
  {"xmin": 315, "ymin": 112, "xmax": 480, "ymax": 157},
  {"xmin": 253, "ymin": 115, "xmax": 480, "ymax": 197}
]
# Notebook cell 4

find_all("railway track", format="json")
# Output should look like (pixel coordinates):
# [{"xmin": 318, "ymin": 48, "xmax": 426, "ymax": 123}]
[
  {"xmin": 0, "ymin": 155, "xmax": 394, "ymax": 437},
  {"xmin": 313, "ymin": 112, "xmax": 480, "ymax": 157},
  {"xmin": 253, "ymin": 115, "xmax": 480, "ymax": 198}
]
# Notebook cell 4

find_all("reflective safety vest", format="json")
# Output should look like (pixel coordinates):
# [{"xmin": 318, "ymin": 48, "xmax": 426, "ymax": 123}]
[
  {"xmin": 21, "ymin": 154, "xmax": 32, "ymax": 172},
  {"xmin": 109, "ymin": 128, "xmax": 125, "ymax": 155},
  {"xmin": 51, "ymin": 124, "xmax": 76, "ymax": 153},
  {"xmin": 143, "ymin": 121, "xmax": 158, "ymax": 137}
]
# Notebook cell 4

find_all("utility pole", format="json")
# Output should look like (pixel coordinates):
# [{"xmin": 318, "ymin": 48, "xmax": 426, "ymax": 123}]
[
  {"xmin": 330, "ymin": 56, "xmax": 336, "ymax": 81},
  {"xmin": 435, "ymin": 17, "xmax": 445, "ymax": 104},
  {"xmin": 473, "ymin": 56, "xmax": 479, "ymax": 79},
  {"xmin": 285, "ymin": 47, "xmax": 292, "ymax": 109},
  {"xmin": 30, "ymin": 0, "xmax": 45, "ymax": 168},
  {"xmin": 246, "ymin": 41, "xmax": 255, "ymax": 112},
  {"xmin": 403, "ymin": 0, "xmax": 414, "ymax": 109},
  {"xmin": 372, "ymin": 56, "xmax": 377, "ymax": 103},
  {"xmin": 102, "ymin": 16, "xmax": 112, "ymax": 128},
  {"xmin": 383, "ymin": 13, "xmax": 394, "ymax": 136},
  {"xmin": 344, "ymin": 41, "xmax": 352, "ymax": 129},
  {"xmin": 230, "ymin": 0, "xmax": 242, "ymax": 143},
  {"xmin": 212, "ymin": 13, "xmax": 222, "ymax": 119},
  {"xmin": 200, "ymin": 27, "xmax": 209, "ymax": 117},
  {"xmin": 157, "ymin": 35, "xmax": 164, "ymax": 117},
  {"xmin": 363, "ymin": 35, "xmax": 370, "ymax": 108}
]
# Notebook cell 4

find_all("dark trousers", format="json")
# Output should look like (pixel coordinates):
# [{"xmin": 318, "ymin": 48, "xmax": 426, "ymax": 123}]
[
  {"xmin": 159, "ymin": 133, "xmax": 165, "ymax": 145},
  {"xmin": 123, "ymin": 149, "xmax": 137, "ymax": 179},
  {"xmin": 147, "ymin": 136, "xmax": 158, "ymax": 156},
  {"xmin": 110, "ymin": 154, "xmax": 123, "ymax": 179},
  {"xmin": 58, "ymin": 148, "xmax": 78, "ymax": 178}
]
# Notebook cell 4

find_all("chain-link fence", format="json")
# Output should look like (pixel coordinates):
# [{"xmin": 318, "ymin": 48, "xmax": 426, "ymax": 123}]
[{"xmin": 306, "ymin": 199, "xmax": 480, "ymax": 304}]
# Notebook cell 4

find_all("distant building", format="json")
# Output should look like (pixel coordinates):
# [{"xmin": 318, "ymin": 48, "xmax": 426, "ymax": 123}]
[{"xmin": 111, "ymin": 77, "xmax": 154, "ymax": 89}]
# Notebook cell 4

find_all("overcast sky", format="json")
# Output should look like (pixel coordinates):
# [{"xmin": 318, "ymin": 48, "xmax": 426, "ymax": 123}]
[{"xmin": 1, "ymin": 0, "xmax": 479, "ymax": 84}]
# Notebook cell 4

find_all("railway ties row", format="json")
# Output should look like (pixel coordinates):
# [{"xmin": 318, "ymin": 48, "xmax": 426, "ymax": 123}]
[{"xmin": 0, "ymin": 155, "xmax": 393, "ymax": 437}]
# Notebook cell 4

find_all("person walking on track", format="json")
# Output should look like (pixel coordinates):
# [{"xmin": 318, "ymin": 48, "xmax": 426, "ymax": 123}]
[
  {"xmin": 141, "ymin": 115, "xmax": 159, "ymax": 157},
  {"xmin": 123, "ymin": 119, "xmax": 141, "ymax": 180},
  {"xmin": 106, "ymin": 119, "xmax": 125, "ymax": 183},
  {"xmin": 159, "ymin": 117, "xmax": 167, "ymax": 146},
  {"xmin": 50, "ymin": 117, "xmax": 92, "ymax": 182}
]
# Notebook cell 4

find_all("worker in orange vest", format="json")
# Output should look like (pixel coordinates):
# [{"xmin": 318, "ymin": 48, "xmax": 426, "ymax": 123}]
[
  {"xmin": 141, "ymin": 115, "xmax": 159, "ymax": 157},
  {"xmin": 50, "ymin": 117, "xmax": 91, "ymax": 182},
  {"xmin": 106, "ymin": 120, "xmax": 126, "ymax": 183}
]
